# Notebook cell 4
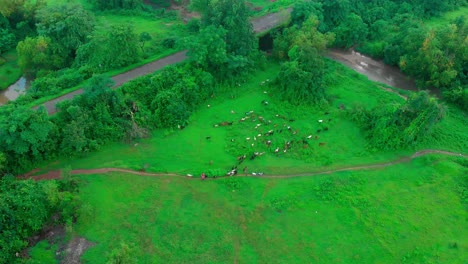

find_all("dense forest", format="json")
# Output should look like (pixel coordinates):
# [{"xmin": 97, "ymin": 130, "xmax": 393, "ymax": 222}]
[{"xmin": 0, "ymin": 0, "xmax": 467, "ymax": 262}]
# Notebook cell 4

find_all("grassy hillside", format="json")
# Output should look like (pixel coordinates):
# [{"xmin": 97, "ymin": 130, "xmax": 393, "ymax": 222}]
[
  {"xmin": 67, "ymin": 154, "xmax": 467, "ymax": 263},
  {"xmin": 40, "ymin": 59, "xmax": 466, "ymax": 177}
]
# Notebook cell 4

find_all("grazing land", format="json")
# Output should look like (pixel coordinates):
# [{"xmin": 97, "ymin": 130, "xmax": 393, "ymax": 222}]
[
  {"xmin": 1, "ymin": 1, "xmax": 467, "ymax": 263},
  {"xmin": 40, "ymin": 60, "xmax": 467, "ymax": 177},
  {"xmin": 67, "ymin": 155, "xmax": 466, "ymax": 263}
]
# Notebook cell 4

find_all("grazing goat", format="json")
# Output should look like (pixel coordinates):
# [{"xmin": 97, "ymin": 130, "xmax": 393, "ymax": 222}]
[{"xmin": 237, "ymin": 155, "xmax": 246, "ymax": 161}]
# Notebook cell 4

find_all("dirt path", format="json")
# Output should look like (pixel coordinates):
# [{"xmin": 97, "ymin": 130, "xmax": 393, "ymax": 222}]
[
  {"xmin": 37, "ymin": 9, "xmax": 292, "ymax": 114},
  {"xmin": 22, "ymin": 149, "xmax": 466, "ymax": 181}
]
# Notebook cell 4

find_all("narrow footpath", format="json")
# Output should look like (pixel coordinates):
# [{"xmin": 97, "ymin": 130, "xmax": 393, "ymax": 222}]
[{"xmin": 21, "ymin": 149, "xmax": 467, "ymax": 181}]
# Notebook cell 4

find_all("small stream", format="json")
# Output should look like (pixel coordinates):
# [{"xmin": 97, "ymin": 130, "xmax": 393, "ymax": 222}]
[
  {"xmin": 327, "ymin": 49, "xmax": 418, "ymax": 91},
  {"xmin": 0, "ymin": 50, "xmax": 420, "ymax": 107},
  {"xmin": 0, "ymin": 77, "xmax": 29, "ymax": 105}
]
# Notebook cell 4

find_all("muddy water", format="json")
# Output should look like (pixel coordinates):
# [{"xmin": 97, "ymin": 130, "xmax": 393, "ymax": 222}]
[
  {"xmin": 328, "ymin": 49, "xmax": 418, "ymax": 91},
  {"xmin": 0, "ymin": 77, "xmax": 29, "ymax": 105}
]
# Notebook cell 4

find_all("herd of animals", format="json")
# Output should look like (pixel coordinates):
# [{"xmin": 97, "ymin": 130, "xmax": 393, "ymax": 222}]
[{"xmin": 206, "ymin": 97, "xmax": 335, "ymax": 178}]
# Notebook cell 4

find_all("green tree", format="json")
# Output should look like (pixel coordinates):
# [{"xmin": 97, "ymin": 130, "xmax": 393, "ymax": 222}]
[
  {"xmin": 290, "ymin": 1, "xmax": 324, "ymax": 29},
  {"xmin": 0, "ymin": 28, "xmax": 15, "ymax": 59},
  {"xmin": 274, "ymin": 18, "xmax": 334, "ymax": 104},
  {"xmin": 152, "ymin": 89, "xmax": 190, "ymax": 128},
  {"xmin": 36, "ymin": 3, "xmax": 94, "ymax": 65},
  {"xmin": 16, "ymin": 36, "xmax": 65, "ymax": 76},
  {"xmin": 74, "ymin": 25, "xmax": 139, "ymax": 72},
  {"xmin": 92, "ymin": 0, "xmax": 142, "ymax": 10},
  {"xmin": 0, "ymin": 0, "xmax": 45, "ymax": 39},
  {"xmin": 353, "ymin": 91, "xmax": 446, "ymax": 150},
  {"xmin": 0, "ymin": 152, "xmax": 5, "ymax": 172},
  {"xmin": 333, "ymin": 13, "xmax": 368, "ymax": 48},
  {"xmin": 0, "ymin": 106, "xmax": 56, "ymax": 170},
  {"xmin": 197, "ymin": 0, "xmax": 256, "ymax": 58},
  {"xmin": 138, "ymin": 32, "xmax": 152, "ymax": 53},
  {"xmin": 319, "ymin": 0, "xmax": 351, "ymax": 29},
  {"xmin": 0, "ymin": 177, "xmax": 54, "ymax": 263},
  {"xmin": 188, "ymin": 25, "xmax": 228, "ymax": 77}
]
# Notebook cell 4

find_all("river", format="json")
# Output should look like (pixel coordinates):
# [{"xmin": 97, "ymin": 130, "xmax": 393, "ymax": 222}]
[
  {"xmin": 1, "ymin": 50, "xmax": 418, "ymax": 108},
  {"xmin": 0, "ymin": 77, "xmax": 29, "ymax": 106},
  {"xmin": 327, "ymin": 49, "xmax": 417, "ymax": 91}
]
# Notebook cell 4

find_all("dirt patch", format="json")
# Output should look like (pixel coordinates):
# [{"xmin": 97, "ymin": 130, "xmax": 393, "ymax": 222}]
[
  {"xmin": 168, "ymin": 1, "xmax": 200, "ymax": 22},
  {"xmin": 24, "ymin": 224, "xmax": 65, "ymax": 254},
  {"xmin": 19, "ymin": 170, "xmax": 62, "ymax": 181},
  {"xmin": 61, "ymin": 237, "xmax": 96, "ymax": 264}
]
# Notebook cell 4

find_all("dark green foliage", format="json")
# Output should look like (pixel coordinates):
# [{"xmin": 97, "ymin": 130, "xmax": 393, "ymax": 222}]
[
  {"xmin": 0, "ymin": 176, "xmax": 55, "ymax": 263},
  {"xmin": 199, "ymin": 0, "xmax": 255, "ymax": 58},
  {"xmin": 36, "ymin": 4, "xmax": 95, "ymax": 66},
  {"xmin": 0, "ymin": 28, "xmax": 15, "ymax": 58},
  {"xmin": 28, "ymin": 68, "xmax": 85, "ymax": 98},
  {"xmin": 0, "ymin": 106, "xmax": 56, "ymax": 170},
  {"xmin": 74, "ymin": 25, "xmax": 140, "ymax": 72},
  {"xmin": 350, "ymin": 91, "xmax": 446, "ymax": 150},
  {"xmin": 290, "ymin": 1, "xmax": 325, "ymax": 30},
  {"xmin": 138, "ymin": 32, "xmax": 152, "ymax": 52},
  {"xmin": 120, "ymin": 64, "xmax": 215, "ymax": 129},
  {"xmin": 188, "ymin": 25, "xmax": 228, "ymax": 78},
  {"xmin": 190, "ymin": 0, "xmax": 257, "ymax": 80},
  {"xmin": 161, "ymin": 37, "xmax": 176, "ymax": 49},
  {"xmin": 400, "ymin": 21, "xmax": 467, "ymax": 90},
  {"xmin": 17, "ymin": 36, "xmax": 66, "ymax": 77},
  {"xmin": 152, "ymin": 89, "xmax": 190, "ymax": 128},
  {"xmin": 55, "ymin": 75, "xmax": 132, "ymax": 154},
  {"xmin": 287, "ymin": 0, "xmax": 468, "ymax": 109},
  {"xmin": 319, "ymin": 0, "xmax": 351, "ymax": 29},
  {"xmin": 444, "ymin": 87, "xmax": 468, "ymax": 111},
  {"xmin": 0, "ymin": 171, "xmax": 81, "ymax": 264},
  {"xmin": 332, "ymin": 13, "xmax": 368, "ymax": 48},
  {"xmin": 92, "ymin": 0, "xmax": 142, "ymax": 10},
  {"xmin": 273, "ymin": 18, "xmax": 334, "ymax": 104}
]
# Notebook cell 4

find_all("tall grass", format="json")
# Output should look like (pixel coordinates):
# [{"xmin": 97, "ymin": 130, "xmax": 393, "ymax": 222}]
[{"xmin": 70, "ymin": 155, "xmax": 467, "ymax": 263}]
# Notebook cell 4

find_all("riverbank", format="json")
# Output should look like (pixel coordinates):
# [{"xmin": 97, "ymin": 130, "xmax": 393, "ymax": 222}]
[{"xmin": 0, "ymin": 77, "xmax": 28, "ymax": 105}]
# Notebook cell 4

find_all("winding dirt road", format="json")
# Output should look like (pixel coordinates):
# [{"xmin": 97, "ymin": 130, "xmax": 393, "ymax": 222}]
[
  {"xmin": 37, "ymin": 9, "xmax": 292, "ymax": 114},
  {"xmin": 22, "ymin": 149, "xmax": 466, "ymax": 181}
]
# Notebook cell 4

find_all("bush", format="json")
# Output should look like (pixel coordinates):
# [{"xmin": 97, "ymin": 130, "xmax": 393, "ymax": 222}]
[
  {"xmin": 444, "ymin": 87, "xmax": 468, "ymax": 111},
  {"xmin": 0, "ymin": 176, "xmax": 58, "ymax": 263},
  {"xmin": 161, "ymin": 37, "xmax": 177, "ymax": 48}
]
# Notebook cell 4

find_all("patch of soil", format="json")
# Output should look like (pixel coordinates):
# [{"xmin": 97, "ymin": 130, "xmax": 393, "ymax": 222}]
[
  {"xmin": 168, "ymin": 1, "xmax": 200, "ymax": 22},
  {"xmin": 20, "ymin": 224, "xmax": 65, "ymax": 259},
  {"xmin": 21, "ymin": 213, "xmax": 95, "ymax": 263},
  {"xmin": 61, "ymin": 237, "xmax": 96, "ymax": 264},
  {"xmin": 19, "ymin": 170, "xmax": 62, "ymax": 181}
]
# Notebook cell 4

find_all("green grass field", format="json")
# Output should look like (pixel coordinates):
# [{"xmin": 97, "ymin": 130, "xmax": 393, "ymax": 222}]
[
  {"xmin": 66, "ymin": 154, "xmax": 467, "ymax": 263},
  {"xmin": 42, "ymin": 59, "xmax": 466, "ymax": 178},
  {"xmin": 425, "ymin": 6, "xmax": 468, "ymax": 28},
  {"xmin": 0, "ymin": 50, "xmax": 22, "ymax": 90},
  {"xmin": 247, "ymin": 0, "xmax": 294, "ymax": 15}
]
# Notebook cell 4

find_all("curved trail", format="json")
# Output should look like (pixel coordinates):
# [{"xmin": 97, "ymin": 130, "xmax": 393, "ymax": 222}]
[{"xmin": 23, "ymin": 149, "xmax": 467, "ymax": 181}]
